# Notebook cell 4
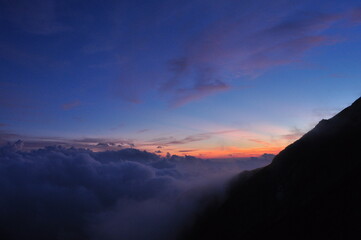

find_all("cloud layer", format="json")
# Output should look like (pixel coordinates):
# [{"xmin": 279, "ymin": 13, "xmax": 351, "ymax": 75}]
[{"xmin": 0, "ymin": 141, "xmax": 273, "ymax": 240}]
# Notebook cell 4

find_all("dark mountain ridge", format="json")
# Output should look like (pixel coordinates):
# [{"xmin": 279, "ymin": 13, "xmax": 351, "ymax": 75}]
[{"xmin": 181, "ymin": 97, "xmax": 361, "ymax": 240}]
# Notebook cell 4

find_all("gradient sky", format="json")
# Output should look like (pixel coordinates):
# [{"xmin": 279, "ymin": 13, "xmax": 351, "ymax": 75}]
[{"xmin": 1, "ymin": 0, "xmax": 361, "ymax": 158}]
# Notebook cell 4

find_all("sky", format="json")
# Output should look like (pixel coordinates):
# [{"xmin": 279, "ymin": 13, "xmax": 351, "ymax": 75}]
[{"xmin": 1, "ymin": 0, "xmax": 361, "ymax": 158}]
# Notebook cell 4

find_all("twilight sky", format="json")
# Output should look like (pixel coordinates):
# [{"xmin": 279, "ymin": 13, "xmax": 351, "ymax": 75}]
[{"xmin": 1, "ymin": 0, "xmax": 361, "ymax": 158}]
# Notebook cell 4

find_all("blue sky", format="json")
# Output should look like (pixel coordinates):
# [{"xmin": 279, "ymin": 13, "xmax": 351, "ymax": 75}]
[{"xmin": 1, "ymin": 0, "xmax": 361, "ymax": 157}]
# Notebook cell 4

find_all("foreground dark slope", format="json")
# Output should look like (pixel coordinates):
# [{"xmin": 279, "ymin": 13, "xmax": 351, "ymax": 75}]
[{"xmin": 181, "ymin": 97, "xmax": 361, "ymax": 240}]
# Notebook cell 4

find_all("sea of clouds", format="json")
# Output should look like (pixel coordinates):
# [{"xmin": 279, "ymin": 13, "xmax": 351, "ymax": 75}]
[{"xmin": 0, "ymin": 141, "xmax": 273, "ymax": 240}]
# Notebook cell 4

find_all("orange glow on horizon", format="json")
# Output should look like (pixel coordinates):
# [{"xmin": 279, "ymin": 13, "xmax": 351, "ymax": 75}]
[
  {"xmin": 142, "ymin": 144, "xmax": 287, "ymax": 159},
  {"xmin": 136, "ymin": 125, "xmax": 302, "ymax": 159},
  {"xmin": 110, "ymin": 123, "xmax": 303, "ymax": 159},
  {"xmin": 172, "ymin": 146, "xmax": 285, "ymax": 159}
]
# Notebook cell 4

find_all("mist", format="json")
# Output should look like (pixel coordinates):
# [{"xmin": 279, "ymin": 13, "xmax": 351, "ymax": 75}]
[{"xmin": 0, "ymin": 141, "xmax": 273, "ymax": 240}]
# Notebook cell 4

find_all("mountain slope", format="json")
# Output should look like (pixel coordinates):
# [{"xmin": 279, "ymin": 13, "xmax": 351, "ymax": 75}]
[{"xmin": 181, "ymin": 97, "xmax": 361, "ymax": 240}]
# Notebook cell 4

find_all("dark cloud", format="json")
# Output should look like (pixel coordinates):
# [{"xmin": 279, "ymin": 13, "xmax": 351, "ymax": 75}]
[
  {"xmin": 96, "ymin": 142, "xmax": 117, "ymax": 148},
  {"xmin": 0, "ymin": 130, "xmax": 22, "ymax": 144},
  {"xmin": 0, "ymin": 132, "xmax": 136, "ymax": 151},
  {"xmin": 0, "ymin": 141, "xmax": 273, "ymax": 240},
  {"xmin": 178, "ymin": 150, "xmax": 196, "ymax": 153}
]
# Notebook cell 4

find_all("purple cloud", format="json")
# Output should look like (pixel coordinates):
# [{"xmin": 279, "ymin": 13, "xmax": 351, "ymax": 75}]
[
  {"xmin": 171, "ymin": 80, "xmax": 230, "ymax": 107},
  {"xmin": 149, "ymin": 130, "xmax": 239, "ymax": 146},
  {"xmin": 174, "ymin": 11, "xmax": 341, "ymax": 74},
  {"xmin": 61, "ymin": 100, "xmax": 81, "ymax": 110},
  {"xmin": 158, "ymin": 7, "xmax": 349, "ymax": 106}
]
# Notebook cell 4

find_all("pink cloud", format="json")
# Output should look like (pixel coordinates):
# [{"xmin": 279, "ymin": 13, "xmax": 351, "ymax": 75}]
[
  {"xmin": 160, "ymin": 9, "xmax": 347, "ymax": 106},
  {"xmin": 171, "ymin": 81, "xmax": 230, "ymax": 107},
  {"xmin": 61, "ymin": 101, "xmax": 81, "ymax": 110}
]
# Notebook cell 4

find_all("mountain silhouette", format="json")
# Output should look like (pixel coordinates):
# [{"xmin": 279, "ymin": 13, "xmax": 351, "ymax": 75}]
[{"xmin": 180, "ymin": 97, "xmax": 361, "ymax": 240}]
